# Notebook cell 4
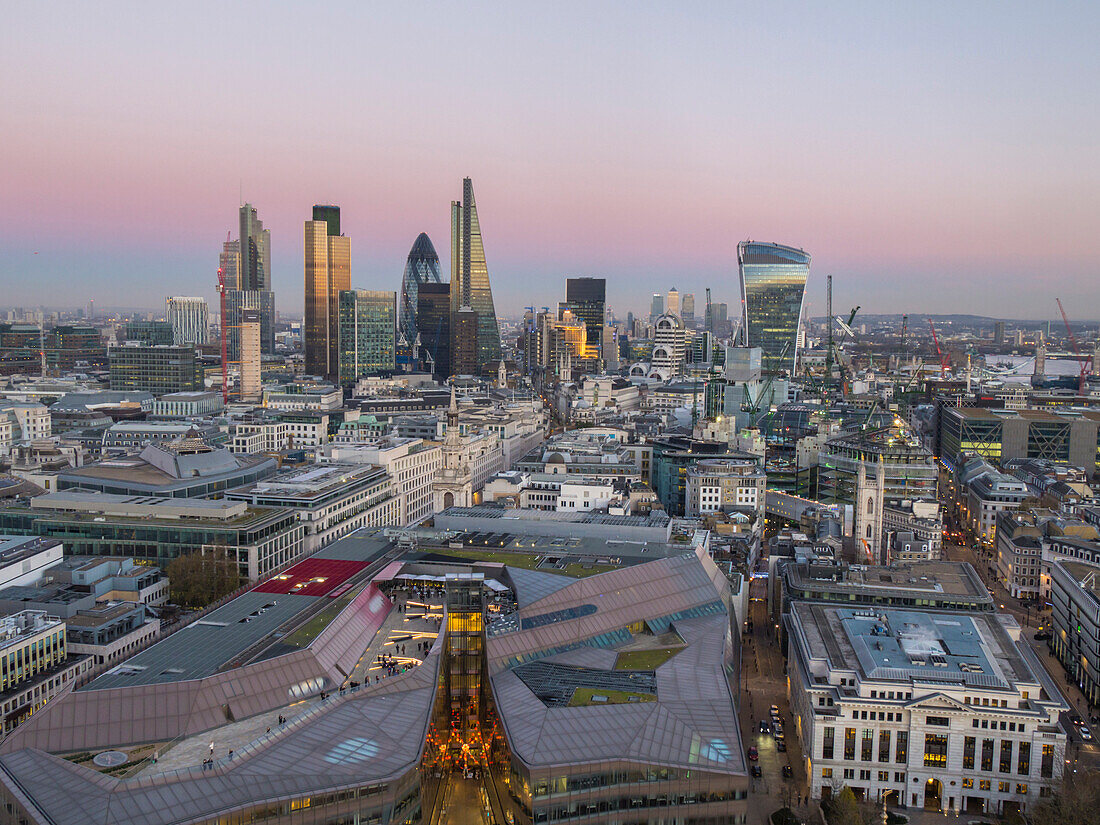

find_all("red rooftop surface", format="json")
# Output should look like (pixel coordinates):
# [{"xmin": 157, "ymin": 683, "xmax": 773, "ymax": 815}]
[{"xmin": 252, "ymin": 558, "xmax": 368, "ymax": 597}]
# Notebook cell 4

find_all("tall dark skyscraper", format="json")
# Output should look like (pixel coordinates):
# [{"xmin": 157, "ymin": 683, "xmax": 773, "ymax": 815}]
[
  {"xmin": 238, "ymin": 204, "xmax": 270, "ymax": 291},
  {"xmin": 738, "ymin": 241, "xmax": 810, "ymax": 374},
  {"xmin": 399, "ymin": 233, "xmax": 443, "ymax": 353},
  {"xmin": 563, "ymin": 277, "xmax": 606, "ymax": 355},
  {"xmin": 450, "ymin": 178, "xmax": 501, "ymax": 372},
  {"xmin": 417, "ymin": 282, "xmax": 451, "ymax": 380},
  {"xmin": 233, "ymin": 204, "xmax": 275, "ymax": 355}
]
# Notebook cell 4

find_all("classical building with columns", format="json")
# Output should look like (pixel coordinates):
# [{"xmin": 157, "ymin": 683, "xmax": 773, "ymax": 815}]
[{"xmin": 786, "ymin": 601, "xmax": 1067, "ymax": 817}]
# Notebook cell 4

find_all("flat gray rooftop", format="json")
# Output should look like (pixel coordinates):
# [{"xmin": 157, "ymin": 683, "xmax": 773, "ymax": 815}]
[{"xmin": 86, "ymin": 592, "xmax": 319, "ymax": 690}]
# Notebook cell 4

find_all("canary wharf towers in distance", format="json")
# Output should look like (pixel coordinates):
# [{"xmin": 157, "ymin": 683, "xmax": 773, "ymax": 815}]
[
  {"xmin": 737, "ymin": 240, "xmax": 810, "ymax": 375},
  {"xmin": 450, "ymin": 177, "xmax": 502, "ymax": 374}
]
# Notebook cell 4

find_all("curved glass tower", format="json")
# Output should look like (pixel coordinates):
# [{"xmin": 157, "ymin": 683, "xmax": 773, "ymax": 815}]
[
  {"xmin": 737, "ymin": 241, "xmax": 810, "ymax": 374},
  {"xmin": 399, "ymin": 232, "xmax": 443, "ymax": 350}
]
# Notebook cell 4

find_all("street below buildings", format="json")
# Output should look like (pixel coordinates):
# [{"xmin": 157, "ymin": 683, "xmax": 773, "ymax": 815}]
[{"xmin": 739, "ymin": 595, "xmax": 820, "ymax": 824}]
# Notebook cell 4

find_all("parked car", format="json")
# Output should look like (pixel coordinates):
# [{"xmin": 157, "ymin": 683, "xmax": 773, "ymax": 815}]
[
  {"xmin": 782, "ymin": 765, "xmax": 793, "ymax": 778},
  {"xmin": 751, "ymin": 765, "xmax": 763, "ymax": 777},
  {"xmin": 777, "ymin": 741, "xmax": 787, "ymax": 752},
  {"xmin": 748, "ymin": 746, "xmax": 759, "ymax": 761},
  {"xmin": 769, "ymin": 704, "xmax": 780, "ymax": 716},
  {"xmin": 1035, "ymin": 630, "xmax": 1052, "ymax": 641}
]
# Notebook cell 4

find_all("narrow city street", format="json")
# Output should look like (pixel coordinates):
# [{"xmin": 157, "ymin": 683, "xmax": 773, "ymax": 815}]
[{"xmin": 740, "ymin": 595, "xmax": 820, "ymax": 824}]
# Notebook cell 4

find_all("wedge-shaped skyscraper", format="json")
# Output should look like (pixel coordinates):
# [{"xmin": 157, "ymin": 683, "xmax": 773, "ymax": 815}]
[
  {"xmin": 450, "ymin": 177, "xmax": 502, "ymax": 372},
  {"xmin": 738, "ymin": 240, "xmax": 810, "ymax": 374}
]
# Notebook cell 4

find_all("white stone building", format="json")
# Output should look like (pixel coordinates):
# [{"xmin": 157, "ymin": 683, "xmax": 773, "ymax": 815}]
[{"xmin": 787, "ymin": 602, "xmax": 1067, "ymax": 816}]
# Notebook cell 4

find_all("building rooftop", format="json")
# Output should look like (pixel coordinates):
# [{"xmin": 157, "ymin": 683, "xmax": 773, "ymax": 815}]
[
  {"xmin": 487, "ymin": 549, "xmax": 745, "ymax": 772},
  {"xmin": 0, "ymin": 535, "xmax": 61, "ymax": 568},
  {"xmin": 790, "ymin": 602, "xmax": 1054, "ymax": 695},
  {"xmin": 786, "ymin": 561, "xmax": 992, "ymax": 606},
  {"xmin": 226, "ymin": 464, "xmax": 390, "ymax": 506}
]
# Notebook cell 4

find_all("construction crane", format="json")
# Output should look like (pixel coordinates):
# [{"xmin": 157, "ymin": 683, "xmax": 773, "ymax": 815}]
[
  {"xmin": 928, "ymin": 318, "xmax": 949, "ymax": 377},
  {"xmin": 741, "ymin": 341, "xmax": 790, "ymax": 420},
  {"xmin": 216, "ymin": 263, "xmax": 230, "ymax": 404},
  {"xmin": 1056, "ymin": 297, "xmax": 1091, "ymax": 394}
]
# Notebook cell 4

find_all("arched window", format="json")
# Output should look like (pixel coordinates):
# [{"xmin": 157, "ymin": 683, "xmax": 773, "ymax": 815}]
[
  {"xmin": 867, "ymin": 497, "xmax": 874, "ymax": 515},
  {"xmin": 866, "ymin": 524, "xmax": 873, "ymax": 539}
]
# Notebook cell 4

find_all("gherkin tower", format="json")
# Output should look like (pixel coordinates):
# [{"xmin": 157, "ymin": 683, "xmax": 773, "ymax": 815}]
[
  {"xmin": 450, "ymin": 177, "xmax": 502, "ymax": 371},
  {"xmin": 399, "ymin": 232, "xmax": 443, "ymax": 350}
]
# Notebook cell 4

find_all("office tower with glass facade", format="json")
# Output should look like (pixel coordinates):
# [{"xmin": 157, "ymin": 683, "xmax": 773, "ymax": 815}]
[
  {"xmin": 399, "ymin": 233, "xmax": 443, "ymax": 354},
  {"xmin": 737, "ymin": 241, "xmax": 810, "ymax": 374},
  {"xmin": 166, "ymin": 297, "xmax": 209, "ymax": 345},
  {"xmin": 238, "ymin": 204, "xmax": 275, "ymax": 354},
  {"xmin": 304, "ymin": 205, "xmax": 351, "ymax": 382},
  {"xmin": 562, "ymin": 277, "xmax": 605, "ymax": 355},
  {"xmin": 224, "ymin": 290, "xmax": 275, "ymax": 362},
  {"xmin": 108, "ymin": 346, "xmax": 203, "ymax": 394},
  {"xmin": 450, "ymin": 178, "xmax": 501, "ymax": 373},
  {"xmin": 124, "ymin": 320, "xmax": 173, "ymax": 346},
  {"xmin": 417, "ymin": 282, "xmax": 451, "ymax": 380},
  {"xmin": 239, "ymin": 204, "xmax": 270, "ymax": 291},
  {"xmin": 681, "ymin": 292, "xmax": 695, "ymax": 328},
  {"xmin": 650, "ymin": 293, "xmax": 664, "ymax": 319},
  {"xmin": 337, "ymin": 289, "xmax": 396, "ymax": 384},
  {"xmin": 666, "ymin": 287, "xmax": 680, "ymax": 318},
  {"xmin": 219, "ymin": 239, "xmax": 241, "ymax": 290}
]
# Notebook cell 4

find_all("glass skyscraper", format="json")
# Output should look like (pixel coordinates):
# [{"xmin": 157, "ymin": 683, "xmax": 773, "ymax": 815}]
[
  {"xmin": 450, "ymin": 178, "xmax": 502, "ymax": 372},
  {"xmin": 338, "ymin": 289, "xmax": 396, "ymax": 384},
  {"xmin": 304, "ymin": 205, "xmax": 351, "ymax": 381},
  {"xmin": 737, "ymin": 241, "xmax": 810, "ymax": 374},
  {"xmin": 399, "ymin": 233, "xmax": 443, "ymax": 352},
  {"xmin": 562, "ymin": 277, "xmax": 606, "ymax": 355}
]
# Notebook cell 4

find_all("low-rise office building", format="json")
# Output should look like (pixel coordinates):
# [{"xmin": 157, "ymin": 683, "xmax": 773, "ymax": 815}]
[
  {"xmin": 685, "ymin": 456, "xmax": 767, "ymax": 518},
  {"xmin": 57, "ymin": 439, "xmax": 275, "ymax": 498},
  {"xmin": 1049, "ymin": 559, "xmax": 1100, "ymax": 708},
  {"xmin": 150, "ymin": 390, "xmax": 224, "ymax": 418},
  {"xmin": 226, "ymin": 463, "xmax": 403, "ymax": 553},
  {"xmin": 0, "ymin": 610, "xmax": 93, "ymax": 735},
  {"xmin": 64, "ymin": 601, "xmax": 160, "ymax": 670},
  {"xmin": 0, "ymin": 492, "xmax": 304, "ymax": 581},
  {"xmin": 959, "ymin": 457, "xmax": 1030, "ymax": 548},
  {"xmin": 326, "ymin": 437, "xmax": 442, "ymax": 525},
  {"xmin": 882, "ymin": 499, "xmax": 943, "ymax": 561},
  {"xmin": 0, "ymin": 536, "xmax": 64, "ymax": 589},
  {"xmin": 787, "ymin": 602, "xmax": 1067, "ymax": 815},
  {"xmin": 108, "ymin": 344, "xmax": 204, "ymax": 394}
]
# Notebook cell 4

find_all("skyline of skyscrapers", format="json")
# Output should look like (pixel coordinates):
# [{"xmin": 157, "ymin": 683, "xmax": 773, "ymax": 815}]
[
  {"xmin": 399, "ymin": 232, "xmax": 443, "ymax": 356},
  {"xmin": 304, "ymin": 205, "xmax": 351, "ymax": 382},
  {"xmin": 450, "ymin": 177, "xmax": 501, "ymax": 373},
  {"xmin": 738, "ymin": 240, "xmax": 810, "ymax": 374}
]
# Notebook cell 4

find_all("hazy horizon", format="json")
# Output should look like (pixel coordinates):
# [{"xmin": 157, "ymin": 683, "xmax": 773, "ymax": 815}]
[{"xmin": 4, "ymin": 3, "xmax": 1097, "ymax": 319}]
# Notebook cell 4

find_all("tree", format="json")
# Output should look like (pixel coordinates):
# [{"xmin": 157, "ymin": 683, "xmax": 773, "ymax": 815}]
[
  {"xmin": 167, "ymin": 547, "xmax": 242, "ymax": 608},
  {"xmin": 825, "ymin": 787, "xmax": 865, "ymax": 825},
  {"xmin": 1029, "ymin": 771, "xmax": 1100, "ymax": 825}
]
